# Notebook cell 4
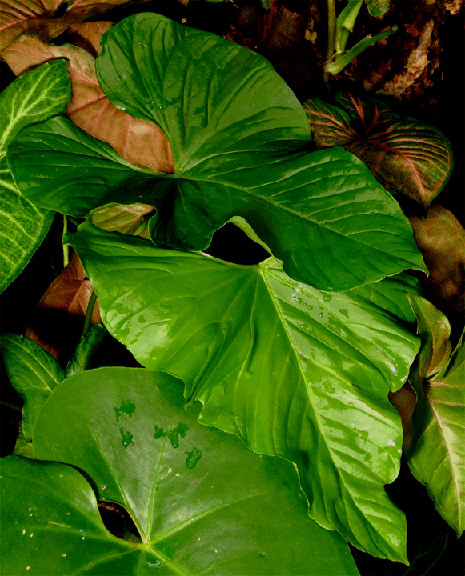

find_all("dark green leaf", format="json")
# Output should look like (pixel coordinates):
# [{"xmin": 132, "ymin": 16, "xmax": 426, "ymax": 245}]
[
  {"xmin": 69, "ymin": 222, "xmax": 422, "ymax": 561},
  {"xmin": 1, "ymin": 333, "xmax": 65, "ymax": 442},
  {"xmin": 0, "ymin": 60, "xmax": 70, "ymax": 292},
  {"xmin": 408, "ymin": 330, "xmax": 465, "ymax": 536},
  {"xmin": 20, "ymin": 367, "xmax": 360, "ymax": 575},
  {"xmin": 8, "ymin": 14, "xmax": 426, "ymax": 290}
]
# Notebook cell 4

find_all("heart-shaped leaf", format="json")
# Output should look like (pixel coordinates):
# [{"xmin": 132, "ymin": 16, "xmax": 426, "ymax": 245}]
[
  {"xmin": 408, "ymin": 331, "xmax": 465, "ymax": 536},
  {"xmin": 68, "ymin": 222, "xmax": 422, "ymax": 561},
  {"xmin": 1, "ymin": 367, "xmax": 360, "ymax": 575},
  {"xmin": 0, "ymin": 59, "xmax": 70, "ymax": 293},
  {"xmin": 7, "ymin": 13, "xmax": 426, "ymax": 291},
  {"xmin": 1, "ymin": 35, "xmax": 174, "ymax": 172},
  {"xmin": 365, "ymin": 0, "xmax": 390, "ymax": 18},
  {"xmin": 304, "ymin": 92, "xmax": 453, "ymax": 208},
  {"xmin": 1, "ymin": 333, "xmax": 65, "ymax": 442}
]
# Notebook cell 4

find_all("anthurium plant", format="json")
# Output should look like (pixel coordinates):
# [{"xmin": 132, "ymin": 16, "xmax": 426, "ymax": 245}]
[{"xmin": 0, "ymin": 10, "xmax": 463, "ymax": 576}]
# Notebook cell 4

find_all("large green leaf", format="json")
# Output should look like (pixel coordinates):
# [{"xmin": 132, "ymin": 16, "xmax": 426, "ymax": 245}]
[
  {"xmin": 1, "ymin": 333, "xmax": 65, "ymax": 442},
  {"xmin": 7, "ymin": 14, "xmax": 426, "ymax": 291},
  {"xmin": 69, "ymin": 222, "xmax": 422, "ymax": 561},
  {"xmin": 408, "ymin": 331, "xmax": 465, "ymax": 536},
  {"xmin": 1, "ymin": 367, "xmax": 361, "ymax": 575},
  {"xmin": 0, "ymin": 60, "xmax": 70, "ymax": 292}
]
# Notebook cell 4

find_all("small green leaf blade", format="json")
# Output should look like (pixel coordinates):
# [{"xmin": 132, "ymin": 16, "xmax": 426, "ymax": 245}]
[
  {"xmin": 0, "ymin": 455, "xmax": 150, "ymax": 576},
  {"xmin": 69, "ymin": 223, "xmax": 422, "ymax": 561},
  {"xmin": 0, "ymin": 59, "xmax": 70, "ymax": 292},
  {"xmin": 32, "ymin": 367, "xmax": 359, "ymax": 575},
  {"xmin": 408, "ymin": 332, "xmax": 465, "ymax": 536},
  {"xmin": 1, "ymin": 333, "xmax": 65, "ymax": 442}
]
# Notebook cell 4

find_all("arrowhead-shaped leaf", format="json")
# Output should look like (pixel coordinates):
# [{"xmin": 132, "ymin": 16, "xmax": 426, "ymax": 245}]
[
  {"xmin": 408, "ymin": 331, "xmax": 465, "ymax": 536},
  {"xmin": 304, "ymin": 92, "xmax": 453, "ymax": 208},
  {"xmin": 0, "ymin": 59, "xmax": 70, "ymax": 293},
  {"xmin": 1, "ymin": 333, "xmax": 65, "ymax": 442},
  {"xmin": 2, "ymin": 368, "xmax": 360, "ymax": 575},
  {"xmin": 68, "ymin": 222, "xmax": 422, "ymax": 561},
  {"xmin": 7, "ymin": 13, "xmax": 426, "ymax": 291}
]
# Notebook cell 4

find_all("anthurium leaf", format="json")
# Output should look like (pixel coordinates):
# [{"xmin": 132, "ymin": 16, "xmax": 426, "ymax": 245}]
[
  {"xmin": 407, "ymin": 331, "xmax": 465, "ymax": 536},
  {"xmin": 28, "ymin": 367, "xmax": 360, "ymax": 575},
  {"xmin": 0, "ymin": 59, "xmax": 70, "ymax": 292},
  {"xmin": 407, "ymin": 294, "xmax": 452, "ymax": 400},
  {"xmin": 2, "ymin": 34, "xmax": 174, "ymax": 172},
  {"xmin": 304, "ymin": 92, "xmax": 453, "ymax": 208},
  {"xmin": 0, "ymin": 455, "xmax": 150, "ymax": 575},
  {"xmin": 1, "ymin": 333, "xmax": 65, "ymax": 442},
  {"xmin": 68, "ymin": 222, "xmax": 422, "ymax": 561}
]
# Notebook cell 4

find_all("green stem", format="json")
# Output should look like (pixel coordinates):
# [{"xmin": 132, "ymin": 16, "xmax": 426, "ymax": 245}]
[
  {"xmin": 62, "ymin": 215, "xmax": 70, "ymax": 268},
  {"xmin": 82, "ymin": 290, "xmax": 98, "ymax": 337},
  {"xmin": 1, "ymin": 400, "xmax": 22, "ymax": 412},
  {"xmin": 324, "ymin": 0, "xmax": 336, "ymax": 94}
]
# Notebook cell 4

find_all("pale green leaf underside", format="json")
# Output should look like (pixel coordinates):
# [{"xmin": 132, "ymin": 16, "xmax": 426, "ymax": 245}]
[
  {"xmin": 69, "ymin": 222, "xmax": 421, "ymax": 561},
  {"xmin": 408, "ymin": 332, "xmax": 465, "ymax": 536},
  {"xmin": 25, "ymin": 367, "xmax": 360, "ymax": 575},
  {"xmin": 1, "ymin": 333, "xmax": 65, "ymax": 442},
  {"xmin": 0, "ymin": 60, "xmax": 70, "ymax": 292}
]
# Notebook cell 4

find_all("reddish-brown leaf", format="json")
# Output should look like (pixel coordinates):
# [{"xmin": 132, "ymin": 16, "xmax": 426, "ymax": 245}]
[
  {"xmin": 0, "ymin": 0, "xmax": 136, "ymax": 51},
  {"xmin": 25, "ymin": 252, "xmax": 101, "ymax": 357},
  {"xmin": 2, "ymin": 34, "xmax": 174, "ymax": 172}
]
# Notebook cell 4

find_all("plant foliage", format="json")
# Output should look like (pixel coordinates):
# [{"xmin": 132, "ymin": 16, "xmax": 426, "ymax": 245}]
[{"xmin": 0, "ymin": 8, "xmax": 463, "ymax": 575}]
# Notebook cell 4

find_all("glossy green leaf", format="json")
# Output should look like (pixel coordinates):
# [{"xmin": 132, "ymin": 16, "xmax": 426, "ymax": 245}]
[
  {"xmin": 8, "ymin": 14, "xmax": 426, "ymax": 290},
  {"xmin": 407, "ymin": 294, "xmax": 452, "ymax": 401},
  {"xmin": 408, "ymin": 331, "xmax": 465, "ymax": 536},
  {"xmin": 69, "ymin": 222, "xmax": 422, "ymax": 561},
  {"xmin": 1, "ymin": 333, "xmax": 65, "ymax": 442},
  {"xmin": 0, "ymin": 60, "xmax": 70, "ymax": 292},
  {"xmin": 20, "ymin": 367, "xmax": 360, "ymax": 575},
  {"xmin": 0, "ymin": 455, "xmax": 149, "ymax": 575},
  {"xmin": 304, "ymin": 92, "xmax": 453, "ymax": 208}
]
